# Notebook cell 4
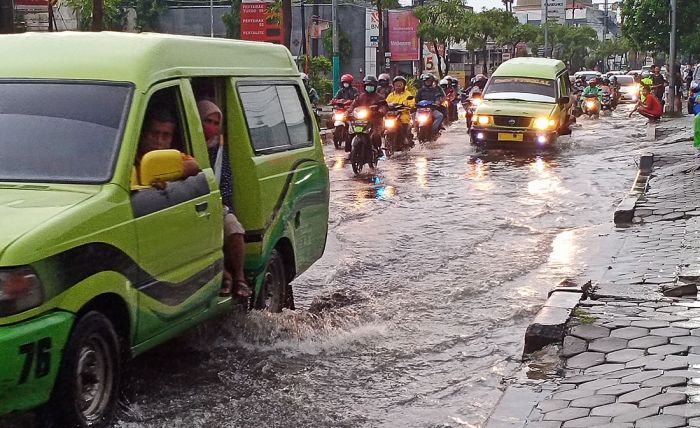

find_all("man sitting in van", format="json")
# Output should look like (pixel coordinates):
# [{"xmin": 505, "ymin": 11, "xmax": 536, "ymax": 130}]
[{"xmin": 136, "ymin": 107, "xmax": 200, "ymax": 187}]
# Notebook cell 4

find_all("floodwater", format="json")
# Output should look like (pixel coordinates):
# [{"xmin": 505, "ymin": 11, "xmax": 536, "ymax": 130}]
[{"xmin": 113, "ymin": 106, "xmax": 649, "ymax": 428}]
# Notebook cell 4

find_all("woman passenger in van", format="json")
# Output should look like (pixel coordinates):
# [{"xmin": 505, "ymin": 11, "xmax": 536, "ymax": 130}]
[{"xmin": 197, "ymin": 100, "xmax": 252, "ymax": 299}]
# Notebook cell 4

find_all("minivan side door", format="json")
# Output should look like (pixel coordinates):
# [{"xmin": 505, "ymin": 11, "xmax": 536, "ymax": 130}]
[{"xmin": 130, "ymin": 80, "xmax": 223, "ymax": 343}]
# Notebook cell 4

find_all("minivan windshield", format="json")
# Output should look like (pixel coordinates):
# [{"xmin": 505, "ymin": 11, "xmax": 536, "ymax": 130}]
[
  {"xmin": 0, "ymin": 82, "xmax": 131, "ymax": 183},
  {"xmin": 483, "ymin": 77, "xmax": 557, "ymax": 103}
]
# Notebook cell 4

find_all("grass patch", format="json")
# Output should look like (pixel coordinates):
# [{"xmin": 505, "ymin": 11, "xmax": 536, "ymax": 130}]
[{"xmin": 572, "ymin": 307, "xmax": 597, "ymax": 325}]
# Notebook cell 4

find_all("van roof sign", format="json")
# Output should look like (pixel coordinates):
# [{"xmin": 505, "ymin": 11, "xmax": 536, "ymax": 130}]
[{"xmin": 0, "ymin": 32, "xmax": 299, "ymax": 86}]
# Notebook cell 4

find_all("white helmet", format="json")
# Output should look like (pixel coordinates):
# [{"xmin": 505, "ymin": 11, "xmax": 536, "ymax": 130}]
[{"xmin": 439, "ymin": 78, "xmax": 449, "ymax": 87}]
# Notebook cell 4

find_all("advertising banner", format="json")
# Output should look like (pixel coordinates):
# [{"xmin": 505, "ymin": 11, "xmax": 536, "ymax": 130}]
[
  {"xmin": 387, "ymin": 10, "xmax": 419, "ymax": 61},
  {"xmin": 241, "ymin": 1, "xmax": 283, "ymax": 44}
]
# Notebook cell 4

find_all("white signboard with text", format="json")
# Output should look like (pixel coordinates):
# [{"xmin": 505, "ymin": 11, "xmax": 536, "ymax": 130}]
[{"xmin": 541, "ymin": 0, "xmax": 565, "ymax": 24}]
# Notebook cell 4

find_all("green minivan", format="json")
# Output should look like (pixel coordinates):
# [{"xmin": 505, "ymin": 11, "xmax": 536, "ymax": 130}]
[
  {"xmin": 469, "ymin": 57, "xmax": 573, "ymax": 146},
  {"xmin": 0, "ymin": 32, "xmax": 329, "ymax": 426}
]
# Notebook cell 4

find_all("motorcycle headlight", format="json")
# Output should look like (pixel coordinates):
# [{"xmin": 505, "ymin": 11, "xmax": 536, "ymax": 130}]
[
  {"xmin": 477, "ymin": 115, "xmax": 490, "ymax": 125},
  {"xmin": 0, "ymin": 267, "xmax": 43, "ymax": 316},
  {"xmin": 586, "ymin": 101, "xmax": 596, "ymax": 109},
  {"xmin": 472, "ymin": 98, "xmax": 483, "ymax": 106},
  {"xmin": 384, "ymin": 118, "xmax": 397, "ymax": 128},
  {"xmin": 334, "ymin": 112, "xmax": 346, "ymax": 121},
  {"xmin": 355, "ymin": 108, "xmax": 369, "ymax": 120},
  {"xmin": 417, "ymin": 113, "xmax": 430, "ymax": 124},
  {"xmin": 533, "ymin": 117, "xmax": 556, "ymax": 130}
]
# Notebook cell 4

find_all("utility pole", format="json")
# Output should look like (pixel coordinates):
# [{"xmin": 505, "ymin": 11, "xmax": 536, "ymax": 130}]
[
  {"xmin": 669, "ymin": 0, "xmax": 677, "ymax": 114},
  {"xmin": 209, "ymin": 0, "xmax": 214, "ymax": 37},
  {"xmin": 602, "ymin": 0, "xmax": 608, "ymax": 72},
  {"xmin": 301, "ymin": 0, "xmax": 307, "ymax": 73},
  {"xmin": 332, "ymin": 0, "xmax": 339, "ymax": 94},
  {"xmin": 543, "ymin": 0, "xmax": 548, "ymax": 58},
  {"xmin": 92, "ymin": 0, "xmax": 103, "ymax": 31},
  {"xmin": 0, "ymin": 0, "xmax": 14, "ymax": 33},
  {"xmin": 418, "ymin": 0, "xmax": 424, "ymax": 75}
]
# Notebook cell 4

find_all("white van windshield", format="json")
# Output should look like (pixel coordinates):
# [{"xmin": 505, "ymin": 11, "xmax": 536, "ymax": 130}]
[
  {"xmin": 0, "ymin": 82, "xmax": 131, "ymax": 183},
  {"xmin": 483, "ymin": 77, "xmax": 557, "ymax": 102}
]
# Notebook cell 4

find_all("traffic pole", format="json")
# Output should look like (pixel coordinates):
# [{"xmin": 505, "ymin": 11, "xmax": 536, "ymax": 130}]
[
  {"xmin": 669, "ymin": 0, "xmax": 677, "ymax": 114},
  {"xmin": 543, "ymin": 0, "xmax": 548, "ymax": 58},
  {"xmin": 332, "ymin": 0, "xmax": 339, "ymax": 95}
]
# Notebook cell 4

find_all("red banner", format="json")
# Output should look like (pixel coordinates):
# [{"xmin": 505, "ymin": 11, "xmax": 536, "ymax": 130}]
[
  {"xmin": 240, "ymin": 1, "xmax": 283, "ymax": 44},
  {"xmin": 15, "ymin": 0, "xmax": 48, "ymax": 6},
  {"xmin": 387, "ymin": 10, "xmax": 419, "ymax": 61}
]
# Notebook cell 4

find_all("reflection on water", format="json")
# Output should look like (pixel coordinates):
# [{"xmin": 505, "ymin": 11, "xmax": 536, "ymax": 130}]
[
  {"xmin": 465, "ymin": 157, "xmax": 489, "ymax": 181},
  {"xmin": 415, "ymin": 157, "xmax": 428, "ymax": 188},
  {"xmin": 549, "ymin": 230, "xmax": 576, "ymax": 276},
  {"xmin": 527, "ymin": 156, "xmax": 567, "ymax": 197},
  {"xmin": 332, "ymin": 154, "xmax": 347, "ymax": 171}
]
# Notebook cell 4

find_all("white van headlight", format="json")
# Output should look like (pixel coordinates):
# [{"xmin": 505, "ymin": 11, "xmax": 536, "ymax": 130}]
[{"xmin": 0, "ymin": 267, "xmax": 43, "ymax": 316}]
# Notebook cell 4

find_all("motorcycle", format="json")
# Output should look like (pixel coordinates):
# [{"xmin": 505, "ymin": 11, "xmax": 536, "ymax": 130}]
[
  {"xmin": 600, "ymin": 90, "xmax": 614, "ymax": 114},
  {"xmin": 581, "ymin": 94, "xmax": 600, "ymax": 119},
  {"xmin": 331, "ymin": 99, "xmax": 353, "ymax": 150},
  {"xmin": 383, "ymin": 102, "xmax": 413, "ymax": 157},
  {"xmin": 464, "ymin": 91, "xmax": 483, "ymax": 130},
  {"xmin": 349, "ymin": 103, "xmax": 383, "ymax": 174},
  {"xmin": 415, "ymin": 100, "xmax": 440, "ymax": 143}
]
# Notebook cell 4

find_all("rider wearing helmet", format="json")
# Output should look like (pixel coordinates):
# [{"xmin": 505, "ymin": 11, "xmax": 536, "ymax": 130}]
[
  {"xmin": 439, "ymin": 78, "xmax": 456, "ymax": 122},
  {"xmin": 386, "ymin": 75, "xmax": 416, "ymax": 147},
  {"xmin": 377, "ymin": 73, "xmax": 392, "ymax": 98},
  {"xmin": 416, "ymin": 73, "xmax": 446, "ymax": 134},
  {"xmin": 582, "ymin": 77, "xmax": 602, "ymax": 106},
  {"xmin": 350, "ymin": 75, "xmax": 387, "ymax": 152},
  {"xmin": 300, "ymin": 72, "xmax": 320, "ymax": 105},
  {"xmin": 333, "ymin": 73, "xmax": 360, "ymax": 101}
]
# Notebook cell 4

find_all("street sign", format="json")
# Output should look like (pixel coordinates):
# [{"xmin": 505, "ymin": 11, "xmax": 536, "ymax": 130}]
[
  {"xmin": 502, "ymin": 52, "xmax": 512, "ymax": 61},
  {"xmin": 542, "ymin": 0, "xmax": 566, "ymax": 24},
  {"xmin": 370, "ymin": 35, "xmax": 379, "ymax": 45}
]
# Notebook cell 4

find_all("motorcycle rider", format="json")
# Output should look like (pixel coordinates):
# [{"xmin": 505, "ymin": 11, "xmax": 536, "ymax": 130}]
[
  {"xmin": 333, "ymin": 74, "xmax": 360, "ymax": 101},
  {"xmin": 350, "ymin": 75, "xmax": 387, "ymax": 154},
  {"xmin": 582, "ymin": 77, "xmax": 602, "ymax": 108},
  {"xmin": 416, "ymin": 73, "xmax": 446, "ymax": 136},
  {"xmin": 300, "ymin": 72, "xmax": 319, "ymax": 105},
  {"xmin": 599, "ymin": 77, "xmax": 614, "ymax": 109},
  {"xmin": 377, "ymin": 73, "xmax": 392, "ymax": 98},
  {"xmin": 439, "ymin": 78, "xmax": 456, "ymax": 124},
  {"xmin": 385, "ymin": 75, "xmax": 416, "ymax": 149}
]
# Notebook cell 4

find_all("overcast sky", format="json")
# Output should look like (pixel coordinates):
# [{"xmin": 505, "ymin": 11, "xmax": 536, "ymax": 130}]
[{"xmin": 467, "ymin": 0, "xmax": 505, "ymax": 11}]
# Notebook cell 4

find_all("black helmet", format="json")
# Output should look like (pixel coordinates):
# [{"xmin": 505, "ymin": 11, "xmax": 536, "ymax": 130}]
[
  {"xmin": 392, "ymin": 75, "xmax": 407, "ymax": 84},
  {"xmin": 363, "ymin": 75, "xmax": 378, "ymax": 85},
  {"xmin": 421, "ymin": 73, "xmax": 436, "ymax": 82}
]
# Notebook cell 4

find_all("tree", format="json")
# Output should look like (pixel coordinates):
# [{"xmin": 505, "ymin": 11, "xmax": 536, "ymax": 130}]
[
  {"xmin": 467, "ymin": 8, "xmax": 519, "ymax": 74},
  {"xmin": 414, "ymin": 0, "xmax": 469, "ymax": 77},
  {"xmin": 591, "ymin": 36, "xmax": 629, "ymax": 69},
  {"xmin": 542, "ymin": 24, "xmax": 598, "ymax": 70},
  {"xmin": 322, "ymin": 27, "xmax": 353, "ymax": 65},
  {"xmin": 222, "ymin": 0, "xmax": 242, "ymax": 38},
  {"xmin": 64, "ymin": 0, "xmax": 123, "ymax": 30},
  {"xmin": 497, "ymin": 22, "xmax": 540, "ymax": 56}
]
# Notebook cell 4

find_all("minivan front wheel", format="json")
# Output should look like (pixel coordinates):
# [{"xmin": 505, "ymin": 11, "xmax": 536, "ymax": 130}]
[
  {"xmin": 49, "ymin": 311, "xmax": 121, "ymax": 428},
  {"xmin": 256, "ymin": 249, "xmax": 291, "ymax": 313}
]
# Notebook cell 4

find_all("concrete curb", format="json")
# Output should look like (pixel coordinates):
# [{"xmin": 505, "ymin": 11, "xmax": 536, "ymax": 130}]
[
  {"xmin": 523, "ymin": 280, "xmax": 590, "ymax": 355},
  {"xmin": 613, "ymin": 153, "xmax": 654, "ymax": 226}
]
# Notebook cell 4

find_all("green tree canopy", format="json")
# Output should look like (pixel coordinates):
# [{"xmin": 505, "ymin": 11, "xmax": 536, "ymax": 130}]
[{"xmin": 414, "ymin": 0, "xmax": 470, "ymax": 77}]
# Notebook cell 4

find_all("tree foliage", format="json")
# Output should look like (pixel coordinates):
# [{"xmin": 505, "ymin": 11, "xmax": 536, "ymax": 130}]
[
  {"xmin": 222, "ymin": 0, "xmax": 242, "ymax": 39},
  {"xmin": 63, "ymin": 0, "xmax": 166, "ymax": 31},
  {"xmin": 414, "ymin": 0, "xmax": 470, "ymax": 77},
  {"xmin": 620, "ymin": 0, "xmax": 700, "ymax": 58},
  {"xmin": 322, "ymin": 27, "xmax": 353, "ymax": 65},
  {"xmin": 540, "ymin": 23, "xmax": 598, "ymax": 70}
]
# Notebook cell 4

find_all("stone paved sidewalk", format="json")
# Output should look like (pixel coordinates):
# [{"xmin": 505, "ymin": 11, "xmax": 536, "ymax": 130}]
[{"xmin": 488, "ymin": 116, "xmax": 700, "ymax": 427}]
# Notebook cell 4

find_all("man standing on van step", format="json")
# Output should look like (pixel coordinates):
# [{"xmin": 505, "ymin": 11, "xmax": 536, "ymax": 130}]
[{"xmin": 197, "ymin": 100, "xmax": 252, "ymax": 299}]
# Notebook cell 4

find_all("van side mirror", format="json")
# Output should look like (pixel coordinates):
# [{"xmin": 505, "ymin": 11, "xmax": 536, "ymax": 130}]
[
  {"xmin": 139, "ymin": 149, "xmax": 183, "ymax": 186},
  {"xmin": 558, "ymin": 96, "xmax": 570, "ymax": 105}
]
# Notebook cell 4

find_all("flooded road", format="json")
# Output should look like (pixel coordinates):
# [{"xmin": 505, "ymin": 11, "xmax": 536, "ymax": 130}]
[{"xmin": 117, "ymin": 107, "xmax": 650, "ymax": 427}]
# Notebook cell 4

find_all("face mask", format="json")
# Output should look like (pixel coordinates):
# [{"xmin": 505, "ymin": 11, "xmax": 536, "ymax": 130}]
[
  {"xmin": 366, "ymin": 86, "xmax": 376, "ymax": 93},
  {"xmin": 203, "ymin": 122, "xmax": 219, "ymax": 144},
  {"xmin": 343, "ymin": 82, "xmax": 350, "ymax": 88}
]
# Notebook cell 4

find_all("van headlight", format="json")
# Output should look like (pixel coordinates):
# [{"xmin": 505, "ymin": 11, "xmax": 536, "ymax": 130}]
[
  {"xmin": 477, "ymin": 115, "xmax": 491, "ymax": 125},
  {"xmin": 0, "ymin": 267, "xmax": 43, "ymax": 316},
  {"xmin": 534, "ymin": 117, "xmax": 556, "ymax": 130}
]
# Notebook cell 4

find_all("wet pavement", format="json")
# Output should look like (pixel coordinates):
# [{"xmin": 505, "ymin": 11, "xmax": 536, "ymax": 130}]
[
  {"xmin": 488, "ymin": 115, "xmax": 700, "ymax": 427},
  {"xmin": 112, "ymin": 108, "xmax": 654, "ymax": 427}
]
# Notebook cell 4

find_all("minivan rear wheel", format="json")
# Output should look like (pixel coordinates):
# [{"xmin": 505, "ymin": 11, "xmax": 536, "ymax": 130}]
[{"xmin": 255, "ymin": 249, "xmax": 291, "ymax": 313}]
